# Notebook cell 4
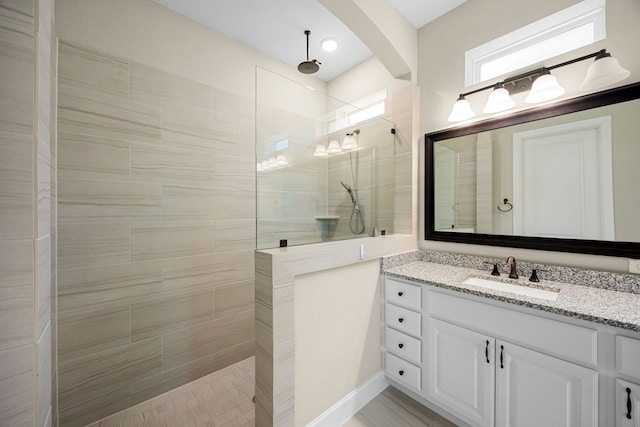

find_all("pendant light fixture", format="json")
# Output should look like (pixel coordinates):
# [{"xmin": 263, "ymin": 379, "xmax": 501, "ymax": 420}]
[{"xmin": 447, "ymin": 49, "xmax": 631, "ymax": 123}]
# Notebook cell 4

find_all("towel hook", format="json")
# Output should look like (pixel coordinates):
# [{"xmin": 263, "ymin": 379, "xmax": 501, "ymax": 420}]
[{"xmin": 497, "ymin": 198, "xmax": 513, "ymax": 212}]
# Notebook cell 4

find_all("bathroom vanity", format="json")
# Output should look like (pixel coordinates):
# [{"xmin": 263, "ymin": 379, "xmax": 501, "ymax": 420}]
[{"xmin": 382, "ymin": 257, "xmax": 640, "ymax": 427}]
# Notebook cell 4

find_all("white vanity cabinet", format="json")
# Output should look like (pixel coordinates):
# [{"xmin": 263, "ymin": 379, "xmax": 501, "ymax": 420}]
[
  {"xmin": 384, "ymin": 276, "xmax": 601, "ymax": 427},
  {"xmin": 615, "ymin": 336, "xmax": 640, "ymax": 426},
  {"xmin": 383, "ymin": 278, "xmax": 422, "ymax": 392}
]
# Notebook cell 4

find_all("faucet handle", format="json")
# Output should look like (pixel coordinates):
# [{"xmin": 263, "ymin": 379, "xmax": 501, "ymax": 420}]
[
  {"xmin": 529, "ymin": 268, "xmax": 548, "ymax": 282},
  {"xmin": 483, "ymin": 260, "xmax": 501, "ymax": 276}
]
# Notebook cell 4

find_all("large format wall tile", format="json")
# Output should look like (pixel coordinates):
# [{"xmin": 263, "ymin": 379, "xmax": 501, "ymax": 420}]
[
  {"xmin": 36, "ymin": 324, "xmax": 52, "ymax": 427},
  {"xmin": 0, "ymin": 344, "xmax": 34, "ymax": 425},
  {"xmin": 131, "ymin": 62, "xmax": 213, "ymax": 114},
  {"xmin": 0, "ymin": 239, "xmax": 34, "ymax": 351},
  {"xmin": 57, "ymin": 306, "xmax": 131, "ymax": 364},
  {"xmin": 58, "ymin": 42, "xmax": 129, "ymax": 98},
  {"xmin": 162, "ymin": 316, "xmax": 236, "ymax": 370},
  {"xmin": 0, "ymin": 1, "xmax": 35, "ymax": 133},
  {"xmin": 162, "ymin": 107, "xmax": 236, "ymax": 154},
  {"xmin": 0, "ymin": 129, "xmax": 33, "ymax": 239},
  {"xmin": 131, "ymin": 142, "xmax": 214, "ymax": 186},
  {"xmin": 131, "ymin": 221, "xmax": 215, "ymax": 261},
  {"xmin": 130, "ymin": 290, "xmax": 215, "ymax": 342},
  {"xmin": 215, "ymin": 280, "xmax": 254, "ymax": 319},
  {"xmin": 129, "ymin": 354, "xmax": 217, "ymax": 406},
  {"xmin": 58, "ymin": 385, "xmax": 129, "ymax": 427},
  {"xmin": 214, "ymin": 88, "xmax": 254, "ymax": 129},
  {"xmin": 161, "ymin": 185, "xmax": 217, "ymax": 221},
  {"xmin": 58, "ymin": 338, "xmax": 162, "ymax": 410},
  {"xmin": 58, "ymin": 132, "xmax": 130, "ymax": 182},
  {"xmin": 57, "ymin": 261, "xmax": 162, "ymax": 315},
  {"xmin": 36, "ymin": 235, "xmax": 51, "ymax": 338},
  {"xmin": 161, "ymin": 252, "xmax": 238, "ymax": 295},
  {"xmin": 58, "ymin": 179, "xmax": 162, "ymax": 224},
  {"xmin": 58, "ymin": 88, "xmax": 161, "ymax": 145},
  {"xmin": 57, "ymin": 223, "xmax": 130, "ymax": 270}
]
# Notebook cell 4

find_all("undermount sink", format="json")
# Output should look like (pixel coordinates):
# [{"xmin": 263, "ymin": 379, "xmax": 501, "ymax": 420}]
[{"xmin": 462, "ymin": 277, "xmax": 560, "ymax": 301}]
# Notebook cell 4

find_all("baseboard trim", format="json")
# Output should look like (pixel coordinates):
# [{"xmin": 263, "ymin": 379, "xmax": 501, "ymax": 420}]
[{"xmin": 306, "ymin": 371, "xmax": 389, "ymax": 427}]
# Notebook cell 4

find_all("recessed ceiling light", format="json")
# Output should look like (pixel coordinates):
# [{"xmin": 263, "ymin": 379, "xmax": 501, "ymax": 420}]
[{"xmin": 321, "ymin": 38, "xmax": 338, "ymax": 52}]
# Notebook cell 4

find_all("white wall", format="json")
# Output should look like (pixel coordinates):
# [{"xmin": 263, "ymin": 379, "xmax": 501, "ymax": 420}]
[
  {"xmin": 55, "ymin": 0, "xmax": 326, "ymax": 104},
  {"xmin": 294, "ymin": 260, "xmax": 381, "ymax": 426},
  {"xmin": 418, "ymin": 0, "xmax": 640, "ymax": 273}
]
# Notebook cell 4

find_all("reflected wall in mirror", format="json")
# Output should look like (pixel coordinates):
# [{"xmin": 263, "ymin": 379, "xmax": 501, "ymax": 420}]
[{"xmin": 425, "ymin": 82, "xmax": 640, "ymax": 258}]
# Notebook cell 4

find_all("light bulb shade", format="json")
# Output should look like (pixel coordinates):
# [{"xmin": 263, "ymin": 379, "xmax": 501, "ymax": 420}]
[
  {"xmin": 483, "ymin": 87, "xmax": 516, "ymax": 114},
  {"xmin": 313, "ymin": 144, "xmax": 328, "ymax": 157},
  {"xmin": 261, "ymin": 160, "xmax": 270, "ymax": 170},
  {"xmin": 525, "ymin": 73, "xmax": 565, "ymax": 103},
  {"xmin": 276, "ymin": 154, "xmax": 288, "ymax": 166},
  {"xmin": 341, "ymin": 134, "xmax": 358, "ymax": 149},
  {"xmin": 268, "ymin": 157, "xmax": 278, "ymax": 168},
  {"xmin": 579, "ymin": 55, "xmax": 631, "ymax": 91},
  {"xmin": 447, "ymin": 97, "xmax": 475, "ymax": 122},
  {"xmin": 326, "ymin": 139, "xmax": 342, "ymax": 153}
]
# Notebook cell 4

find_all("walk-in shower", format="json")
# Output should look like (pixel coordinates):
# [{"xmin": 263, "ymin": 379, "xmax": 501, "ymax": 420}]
[{"xmin": 255, "ymin": 67, "xmax": 397, "ymax": 249}]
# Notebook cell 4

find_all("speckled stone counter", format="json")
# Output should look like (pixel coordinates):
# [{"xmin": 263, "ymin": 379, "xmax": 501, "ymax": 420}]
[{"xmin": 383, "ymin": 251, "xmax": 640, "ymax": 332}]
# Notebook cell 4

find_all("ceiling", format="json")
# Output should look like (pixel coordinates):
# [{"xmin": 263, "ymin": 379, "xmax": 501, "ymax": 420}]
[{"xmin": 151, "ymin": 0, "xmax": 467, "ymax": 81}]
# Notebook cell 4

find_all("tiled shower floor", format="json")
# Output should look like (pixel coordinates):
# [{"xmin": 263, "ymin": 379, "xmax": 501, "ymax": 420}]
[
  {"xmin": 87, "ymin": 355, "xmax": 452, "ymax": 427},
  {"xmin": 87, "ymin": 357, "xmax": 255, "ymax": 427}
]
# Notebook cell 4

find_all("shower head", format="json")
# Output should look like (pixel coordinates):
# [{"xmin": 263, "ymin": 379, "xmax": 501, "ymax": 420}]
[
  {"xmin": 298, "ymin": 30, "xmax": 321, "ymax": 74},
  {"xmin": 340, "ymin": 181, "xmax": 356, "ymax": 204}
]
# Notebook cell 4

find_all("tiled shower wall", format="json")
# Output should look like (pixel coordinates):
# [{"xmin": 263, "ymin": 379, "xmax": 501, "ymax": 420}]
[
  {"xmin": 56, "ymin": 41, "xmax": 256, "ymax": 426},
  {"xmin": 0, "ymin": 0, "xmax": 56, "ymax": 426}
]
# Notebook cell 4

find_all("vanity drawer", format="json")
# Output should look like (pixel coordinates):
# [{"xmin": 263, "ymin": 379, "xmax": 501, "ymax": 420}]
[
  {"xmin": 616, "ymin": 335, "xmax": 640, "ymax": 379},
  {"xmin": 385, "ymin": 352, "xmax": 421, "ymax": 391},
  {"xmin": 385, "ymin": 303, "xmax": 421, "ymax": 338},
  {"xmin": 385, "ymin": 278, "xmax": 422, "ymax": 311},
  {"xmin": 385, "ymin": 327, "xmax": 421, "ymax": 364}
]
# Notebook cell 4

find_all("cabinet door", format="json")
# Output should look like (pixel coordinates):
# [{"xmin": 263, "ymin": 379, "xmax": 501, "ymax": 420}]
[
  {"xmin": 616, "ymin": 379, "xmax": 640, "ymax": 427},
  {"xmin": 427, "ymin": 318, "xmax": 495, "ymax": 427},
  {"xmin": 496, "ymin": 341, "xmax": 598, "ymax": 427}
]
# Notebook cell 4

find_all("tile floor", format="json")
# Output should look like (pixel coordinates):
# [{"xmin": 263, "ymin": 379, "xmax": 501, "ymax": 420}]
[
  {"xmin": 87, "ymin": 356, "xmax": 453, "ymax": 427},
  {"xmin": 87, "ymin": 357, "xmax": 255, "ymax": 427}
]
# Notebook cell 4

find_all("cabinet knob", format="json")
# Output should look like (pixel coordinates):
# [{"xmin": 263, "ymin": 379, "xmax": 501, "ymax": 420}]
[
  {"xmin": 398, "ymin": 291, "xmax": 404, "ymax": 297},
  {"xmin": 398, "ymin": 318, "xmax": 404, "ymax": 323},
  {"xmin": 398, "ymin": 343, "xmax": 404, "ymax": 349},
  {"xmin": 627, "ymin": 387, "xmax": 633, "ymax": 420},
  {"xmin": 398, "ymin": 370, "xmax": 404, "ymax": 376}
]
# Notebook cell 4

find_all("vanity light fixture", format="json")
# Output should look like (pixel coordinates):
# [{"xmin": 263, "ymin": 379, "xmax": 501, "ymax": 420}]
[
  {"xmin": 447, "ymin": 49, "xmax": 631, "ymax": 122},
  {"xmin": 326, "ymin": 139, "xmax": 342, "ymax": 153},
  {"xmin": 482, "ymin": 83, "xmax": 516, "ymax": 114},
  {"xmin": 313, "ymin": 144, "xmax": 328, "ymax": 157},
  {"xmin": 341, "ymin": 129, "xmax": 360, "ymax": 149},
  {"xmin": 275, "ymin": 153, "xmax": 288, "ymax": 166}
]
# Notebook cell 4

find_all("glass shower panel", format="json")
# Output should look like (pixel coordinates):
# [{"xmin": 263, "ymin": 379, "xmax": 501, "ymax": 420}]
[{"xmin": 256, "ymin": 67, "xmax": 396, "ymax": 249}]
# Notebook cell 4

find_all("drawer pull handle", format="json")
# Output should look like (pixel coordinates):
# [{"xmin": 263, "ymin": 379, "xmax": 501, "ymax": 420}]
[
  {"xmin": 485, "ymin": 340, "xmax": 490, "ymax": 364},
  {"xmin": 398, "ymin": 318, "xmax": 404, "ymax": 323},
  {"xmin": 398, "ymin": 370, "xmax": 404, "ymax": 376},
  {"xmin": 398, "ymin": 291, "xmax": 404, "ymax": 297},
  {"xmin": 500, "ymin": 345, "xmax": 504, "ymax": 369},
  {"xmin": 398, "ymin": 343, "xmax": 404, "ymax": 349},
  {"xmin": 627, "ymin": 387, "xmax": 632, "ymax": 420}
]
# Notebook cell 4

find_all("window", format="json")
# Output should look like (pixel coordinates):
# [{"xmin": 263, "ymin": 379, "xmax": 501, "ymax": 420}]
[
  {"xmin": 327, "ymin": 89, "xmax": 387, "ymax": 133},
  {"xmin": 465, "ymin": 0, "xmax": 605, "ymax": 87}
]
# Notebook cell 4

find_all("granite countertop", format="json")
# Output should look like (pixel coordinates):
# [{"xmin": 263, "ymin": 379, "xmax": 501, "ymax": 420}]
[{"xmin": 384, "ymin": 261, "xmax": 640, "ymax": 332}]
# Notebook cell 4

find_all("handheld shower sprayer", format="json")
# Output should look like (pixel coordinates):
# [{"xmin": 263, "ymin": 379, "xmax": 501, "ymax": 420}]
[{"xmin": 340, "ymin": 180, "xmax": 356, "ymax": 204}]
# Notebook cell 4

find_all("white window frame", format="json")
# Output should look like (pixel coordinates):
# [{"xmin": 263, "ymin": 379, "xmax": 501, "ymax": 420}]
[
  {"xmin": 465, "ymin": 0, "xmax": 606, "ymax": 87},
  {"xmin": 327, "ymin": 89, "xmax": 387, "ymax": 134}
]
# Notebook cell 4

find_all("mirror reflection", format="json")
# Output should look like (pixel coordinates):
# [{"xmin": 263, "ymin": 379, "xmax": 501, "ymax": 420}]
[{"xmin": 432, "ymin": 94, "xmax": 640, "ymax": 244}]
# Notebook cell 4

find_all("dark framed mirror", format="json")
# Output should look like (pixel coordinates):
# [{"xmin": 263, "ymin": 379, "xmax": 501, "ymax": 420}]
[{"xmin": 425, "ymin": 82, "xmax": 640, "ymax": 258}]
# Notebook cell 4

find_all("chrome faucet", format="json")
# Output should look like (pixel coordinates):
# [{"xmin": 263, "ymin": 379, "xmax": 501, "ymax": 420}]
[{"xmin": 506, "ymin": 256, "xmax": 518, "ymax": 279}]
